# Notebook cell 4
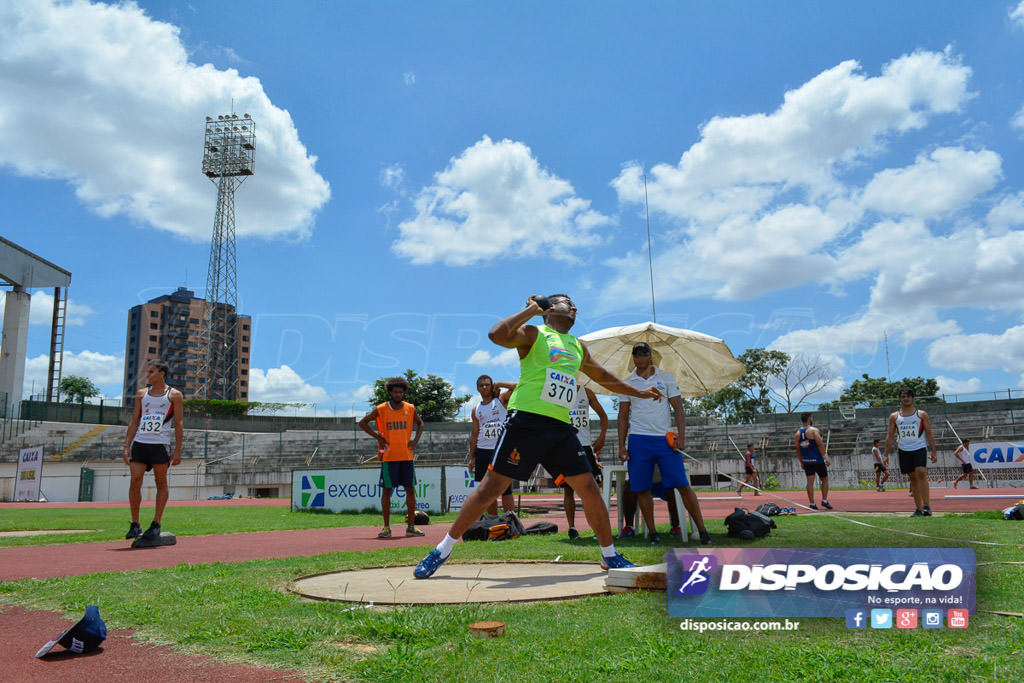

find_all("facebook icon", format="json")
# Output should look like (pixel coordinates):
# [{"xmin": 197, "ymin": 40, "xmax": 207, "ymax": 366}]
[{"xmin": 845, "ymin": 609, "xmax": 867, "ymax": 628}]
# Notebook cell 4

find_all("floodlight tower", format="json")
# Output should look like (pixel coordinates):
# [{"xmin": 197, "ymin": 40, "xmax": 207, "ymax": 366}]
[{"xmin": 199, "ymin": 113, "xmax": 255, "ymax": 399}]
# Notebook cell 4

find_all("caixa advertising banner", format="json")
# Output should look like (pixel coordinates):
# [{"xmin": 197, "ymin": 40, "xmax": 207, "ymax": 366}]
[{"xmin": 667, "ymin": 548, "xmax": 975, "ymax": 618}]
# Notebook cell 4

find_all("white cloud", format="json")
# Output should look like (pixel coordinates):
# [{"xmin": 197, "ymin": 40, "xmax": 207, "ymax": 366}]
[
  {"xmin": 1012, "ymin": 104, "xmax": 1024, "ymax": 134},
  {"xmin": 861, "ymin": 147, "xmax": 1001, "ymax": 217},
  {"xmin": 934, "ymin": 375, "xmax": 982, "ymax": 394},
  {"xmin": 403, "ymin": 71, "xmax": 416, "ymax": 85},
  {"xmin": 248, "ymin": 365, "xmax": 330, "ymax": 403},
  {"xmin": 380, "ymin": 163, "xmax": 405, "ymax": 190},
  {"xmin": 392, "ymin": 136, "xmax": 611, "ymax": 265},
  {"xmin": 1011, "ymin": 2, "xmax": 1024, "ymax": 30},
  {"xmin": 607, "ymin": 50, "xmax": 973, "ymax": 307},
  {"xmin": 23, "ymin": 349, "xmax": 124, "ymax": 398},
  {"xmin": 465, "ymin": 348, "xmax": 518, "ymax": 367},
  {"xmin": 927, "ymin": 326, "xmax": 1024, "ymax": 374},
  {"xmin": 0, "ymin": 0, "xmax": 330, "ymax": 241},
  {"xmin": 987, "ymin": 192, "xmax": 1024, "ymax": 233},
  {"xmin": 772, "ymin": 308, "xmax": 959, "ymax": 361},
  {"xmin": 2, "ymin": 289, "xmax": 95, "ymax": 326}
]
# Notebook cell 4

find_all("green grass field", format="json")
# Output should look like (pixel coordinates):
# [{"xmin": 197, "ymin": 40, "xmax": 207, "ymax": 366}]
[{"xmin": 1, "ymin": 506, "xmax": 1022, "ymax": 682}]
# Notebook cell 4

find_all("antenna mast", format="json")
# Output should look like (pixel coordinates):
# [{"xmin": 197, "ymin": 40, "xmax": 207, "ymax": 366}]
[{"xmin": 643, "ymin": 173, "xmax": 656, "ymax": 323}]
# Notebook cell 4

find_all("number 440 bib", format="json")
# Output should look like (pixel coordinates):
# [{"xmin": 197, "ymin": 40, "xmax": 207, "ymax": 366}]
[{"xmin": 542, "ymin": 368, "xmax": 577, "ymax": 408}]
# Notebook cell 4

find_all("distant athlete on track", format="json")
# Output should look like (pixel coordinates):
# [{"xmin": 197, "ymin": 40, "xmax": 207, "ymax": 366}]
[
  {"xmin": 123, "ymin": 360, "xmax": 184, "ymax": 542},
  {"xmin": 884, "ymin": 386, "xmax": 938, "ymax": 517},
  {"xmin": 872, "ymin": 438, "xmax": 889, "ymax": 492},
  {"xmin": 736, "ymin": 443, "xmax": 760, "ymax": 496},
  {"xmin": 796, "ymin": 413, "xmax": 832, "ymax": 510},
  {"xmin": 415, "ymin": 294, "xmax": 664, "ymax": 578},
  {"xmin": 468, "ymin": 375, "xmax": 516, "ymax": 515},
  {"xmin": 953, "ymin": 438, "xmax": 978, "ymax": 489},
  {"xmin": 359, "ymin": 376, "xmax": 426, "ymax": 538}
]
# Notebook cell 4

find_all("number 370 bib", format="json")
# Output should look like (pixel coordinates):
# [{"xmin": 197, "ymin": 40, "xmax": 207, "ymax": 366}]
[{"xmin": 541, "ymin": 368, "xmax": 577, "ymax": 408}]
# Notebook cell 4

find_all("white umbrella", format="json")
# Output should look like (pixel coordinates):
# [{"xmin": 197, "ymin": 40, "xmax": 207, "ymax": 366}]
[{"xmin": 579, "ymin": 321, "xmax": 746, "ymax": 397}]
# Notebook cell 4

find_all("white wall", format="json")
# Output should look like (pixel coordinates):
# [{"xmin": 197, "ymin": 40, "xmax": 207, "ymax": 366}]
[{"xmin": 0, "ymin": 459, "xmax": 231, "ymax": 502}]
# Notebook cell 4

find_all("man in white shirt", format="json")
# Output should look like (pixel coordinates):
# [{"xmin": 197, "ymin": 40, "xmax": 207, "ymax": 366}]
[{"xmin": 617, "ymin": 342, "xmax": 712, "ymax": 545}]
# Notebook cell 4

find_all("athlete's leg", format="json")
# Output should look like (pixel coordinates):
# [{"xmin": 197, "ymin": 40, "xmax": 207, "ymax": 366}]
[
  {"xmin": 677, "ymin": 486, "xmax": 709, "ymax": 535},
  {"xmin": 909, "ymin": 468, "xmax": 926, "ymax": 510},
  {"xmin": 128, "ymin": 461, "xmax": 146, "ymax": 523},
  {"xmin": 563, "ymin": 486, "xmax": 576, "ymax": 529},
  {"xmin": 565, "ymin": 473, "xmax": 614, "ymax": 546},
  {"xmin": 805, "ymin": 474, "xmax": 816, "ymax": 505},
  {"xmin": 916, "ymin": 466, "xmax": 931, "ymax": 508},
  {"xmin": 381, "ymin": 488, "xmax": 392, "ymax": 528},
  {"xmin": 621, "ymin": 482, "xmax": 638, "ymax": 529},
  {"xmin": 404, "ymin": 485, "xmax": 416, "ymax": 524},
  {"xmin": 151, "ymin": 463, "xmax": 169, "ymax": 524},
  {"xmin": 820, "ymin": 474, "xmax": 830, "ymax": 502},
  {"xmin": 635, "ymin": 489, "xmax": 657, "ymax": 535},
  {"xmin": 501, "ymin": 490, "xmax": 515, "ymax": 513},
  {"xmin": 666, "ymin": 493, "xmax": 680, "ymax": 529}
]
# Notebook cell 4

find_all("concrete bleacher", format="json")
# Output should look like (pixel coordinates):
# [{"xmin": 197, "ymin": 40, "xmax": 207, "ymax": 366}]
[{"xmin": 4, "ymin": 397, "xmax": 1021, "ymax": 500}]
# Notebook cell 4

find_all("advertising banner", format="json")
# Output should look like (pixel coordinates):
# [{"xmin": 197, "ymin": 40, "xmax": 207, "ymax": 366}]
[
  {"xmin": 292, "ymin": 467, "xmax": 441, "ymax": 512},
  {"xmin": 967, "ymin": 442, "xmax": 1024, "ymax": 469},
  {"xmin": 444, "ymin": 466, "xmax": 478, "ymax": 511},
  {"xmin": 667, "ymin": 548, "xmax": 975, "ymax": 619},
  {"xmin": 14, "ymin": 446, "xmax": 44, "ymax": 502}
]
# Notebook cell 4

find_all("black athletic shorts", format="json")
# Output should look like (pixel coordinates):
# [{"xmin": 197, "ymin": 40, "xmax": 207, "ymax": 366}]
[
  {"xmin": 744, "ymin": 465, "xmax": 755, "ymax": 475},
  {"xmin": 380, "ymin": 460, "xmax": 416, "ymax": 489},
  {"xmin": 560, "ymin": 446, "xmax": 602, "ymax": 490},
  {"xmin": 802, "ymin": 461, "xmax": 828, "ymax": 479},
  {"xmin": 874, "ymin": 463, "xmax": 887, "ymax": 473},
  {"xmin": 490, "ymin": 410, "xmax": 591, "ymax": 482},
  {"xmin": 473, "ymin": 448, "xmax": 513, "ymax": 495},
  {"xmin": 960, "ymin": 463, "xmax": 973, "ymax": 474},
  {"xmin": 130, "ymin": 442, "xmax": 170, "ymax": 472},
  {"xmin": 898, "ymin": 448, "xmax": 927, "ymax": 475}
]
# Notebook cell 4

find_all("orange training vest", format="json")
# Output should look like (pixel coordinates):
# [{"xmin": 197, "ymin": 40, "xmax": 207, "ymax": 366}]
[{"xmin": 375, "ymin": 401, "xmax": 416, "ymax": 461}]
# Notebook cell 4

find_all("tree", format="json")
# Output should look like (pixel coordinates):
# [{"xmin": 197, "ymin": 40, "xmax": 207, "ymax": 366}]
[
  {"xmin": 59, "ymin": 375, "xmax": 100, "ymax": 404},
  {"xmin": 692, "ymin": 348, "xmax": 838, "ymax": 420},
  {"xmin": 768, "ymin": 354, "xmax": 838, "ymax": 413},
  {"xmin": 820, "ymin": 374, "xmax": 943, "ymax": 408},
  {"xmin": 368, "ymin": 369, "xmax": 471, "ymax": 422},
  {"xmin": 691, "ymin": 386, "xmax": 765, "ymax": 424}
]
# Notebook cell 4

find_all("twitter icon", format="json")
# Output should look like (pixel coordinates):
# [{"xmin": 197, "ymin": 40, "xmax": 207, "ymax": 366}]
[{"xmin": 871, "ymin": 609, "xmax": 892, "ymax": 629}]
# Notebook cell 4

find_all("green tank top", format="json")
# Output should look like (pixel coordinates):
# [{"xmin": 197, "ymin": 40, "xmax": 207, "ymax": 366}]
[{"xmin": 508, "ymin": 324, "xmax": 585, "ymax": 423}]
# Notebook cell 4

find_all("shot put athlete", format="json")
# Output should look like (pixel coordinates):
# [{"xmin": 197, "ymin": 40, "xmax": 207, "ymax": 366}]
[{"xmin": 415, "ymin": 294, "xmax": 664, "ymax": 578}]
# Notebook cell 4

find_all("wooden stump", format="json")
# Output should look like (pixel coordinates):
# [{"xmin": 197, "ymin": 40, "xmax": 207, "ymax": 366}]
[{"xmin": 468, "ymin": 621, "xmax": 506, "ymax": 637}]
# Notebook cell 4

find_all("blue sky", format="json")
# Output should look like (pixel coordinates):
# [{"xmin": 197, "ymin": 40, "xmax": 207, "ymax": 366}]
[{"xmin": 4, "ymin": 0, "xmax": 1024, "ymax": 416}]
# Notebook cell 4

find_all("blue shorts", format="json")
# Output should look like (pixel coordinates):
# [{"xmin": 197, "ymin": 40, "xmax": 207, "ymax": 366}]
[
  {"xmin": 626, "ymin": 434, "xmax": 689, "ymax": 491},
  {"xmin": 380, "ymin": 460, "xmax": 416, "ymax": 490}
]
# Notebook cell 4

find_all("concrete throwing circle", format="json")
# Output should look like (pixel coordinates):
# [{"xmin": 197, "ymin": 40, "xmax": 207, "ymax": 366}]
[{"xmin": 288, "ymin": 561, "xmax": 609, "ymax": 605}]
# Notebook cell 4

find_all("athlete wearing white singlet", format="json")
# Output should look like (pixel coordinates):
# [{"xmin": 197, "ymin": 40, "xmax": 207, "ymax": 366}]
[
  {"xmin": 884, "ymin": 387, "xmax": 937, "ymax": 516},
  {"xmin": 468, "ymin": 375, "xmax": 515, "ymax": 514},
  {"xmin": 561, "ymin": 387, "xmax": 607, "ymax": 539},
  {"xmin": 123, "ymin": 361, "xmax": 184, "ymax": 541}
]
